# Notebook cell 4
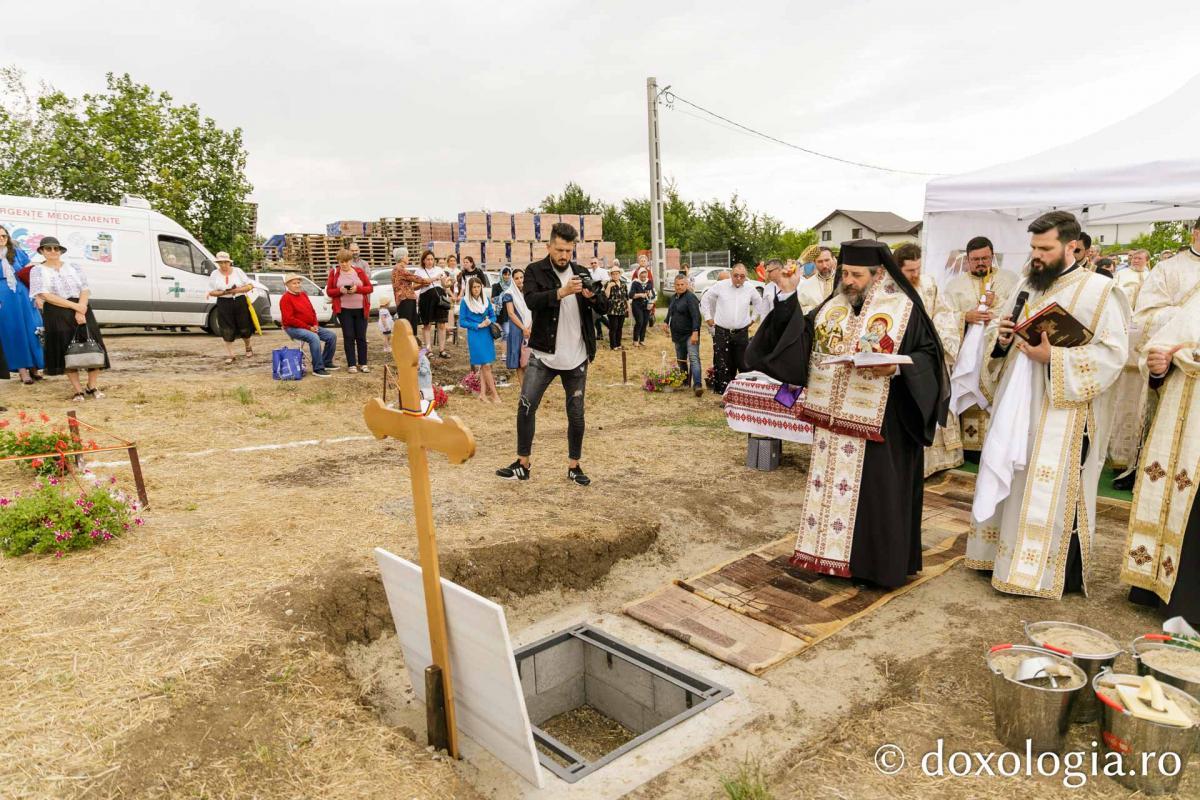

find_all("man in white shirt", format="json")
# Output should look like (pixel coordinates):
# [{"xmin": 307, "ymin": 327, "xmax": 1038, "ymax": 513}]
[{"xmin": 702, "ymin": 262, "xmax": 767, "ymax": 393}]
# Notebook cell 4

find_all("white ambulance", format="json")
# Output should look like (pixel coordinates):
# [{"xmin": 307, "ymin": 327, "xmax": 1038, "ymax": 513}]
[{"xmin": 0, "ymin": 194, "xmax": 269, "ymax": 334}]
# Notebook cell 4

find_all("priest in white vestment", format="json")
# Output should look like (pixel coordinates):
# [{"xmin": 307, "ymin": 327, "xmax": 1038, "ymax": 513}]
[
  {"xmin": 1108, "ymin": 249, "xmax": 1152, "ymax": 472},
  {"xmin": 897, "ymin": 243, "xmax": 964, "ymax": 476},
  {"xmin": 967, "ymin": 211, "xmax": 1129, "ymax": 599},
  {"xmin": 796, "ymin": 247, "xmax": 836, "ymax": 311},
  {"xmin": 943, "ymin": 236, "xmax": 1020, "ymax": 451}
]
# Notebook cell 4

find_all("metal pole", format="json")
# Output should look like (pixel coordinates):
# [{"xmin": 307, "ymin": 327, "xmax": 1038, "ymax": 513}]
[{"xmin": 647, "ymin": 77, "xmax": 667, "ymax": 288}]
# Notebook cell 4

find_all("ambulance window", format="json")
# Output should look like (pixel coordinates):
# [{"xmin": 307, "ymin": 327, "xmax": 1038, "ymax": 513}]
[
  {"xmin": 189, "ymin": 243, "xmax": 215, "ymax": 275},
  {"xmin": 158, "ymin": 237, "xmax": 193, "ymax": 271}
]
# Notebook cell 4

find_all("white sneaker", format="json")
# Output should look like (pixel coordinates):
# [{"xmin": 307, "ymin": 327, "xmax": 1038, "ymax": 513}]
[
  {"xmin": 358, "ymin": 365, "xmax": 371, "ymax": 373},
  {"xmin": 347, "ymin": 365, "xmax": 358, "ymax": 373}
]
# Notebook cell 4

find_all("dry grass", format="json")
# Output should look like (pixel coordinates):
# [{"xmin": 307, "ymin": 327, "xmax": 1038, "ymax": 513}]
[{"xmin": 0, "ymin": 324, "xmax": 756, "ymax": 799}]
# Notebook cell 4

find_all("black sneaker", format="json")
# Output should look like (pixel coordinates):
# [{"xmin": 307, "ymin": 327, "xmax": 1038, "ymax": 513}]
[
  {"xmin": 567, "ymin": 466, "xmax": 591, "ymax": 486},
  {"xmin": 497, "ymin": 460, "xmax": 530, "ymax": 481}
]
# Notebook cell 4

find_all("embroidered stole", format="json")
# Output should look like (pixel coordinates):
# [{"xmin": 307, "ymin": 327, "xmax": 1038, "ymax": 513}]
[
  {"xmin": 1122, "ymin": 282, "xmax": 1200, "ymax": 603},
  {"xmin": 974, "ymin": 270, "xmax": 1113, "ymax": 596},
  {"xmin": 792, "ymin": 277, "xmax": 914, "ymax": 577}
]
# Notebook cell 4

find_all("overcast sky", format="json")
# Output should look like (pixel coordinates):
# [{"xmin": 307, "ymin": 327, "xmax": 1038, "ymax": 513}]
[{"xmin": 9, "ymin": 0, "xmax": 1200, "ymax": 237}]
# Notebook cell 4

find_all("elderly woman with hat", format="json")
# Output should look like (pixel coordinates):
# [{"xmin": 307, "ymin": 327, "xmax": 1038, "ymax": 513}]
[
  {"xmin": 206, "ymin": 251, "xmax": 256, "ymax": 364},
  {"xmin": 29, "ymin": 236, "xmax": 110, "ymax": 400}
]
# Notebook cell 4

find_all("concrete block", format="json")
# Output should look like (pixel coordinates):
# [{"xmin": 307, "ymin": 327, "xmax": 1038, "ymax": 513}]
[
  {"xmin": 533, "ymin": 637, "xmax": 584, "ymax": 694},
  {"xmin": 585, "ymin": 673, "xmax": 648, "ymax": 734},
  {"xmin": 525, "ymin": 675, "xmax": 584, "ymax": 727},
  {"xmin": 516, "ymin": 656, "xmax": 535, "ymax": 699},
  {"xmin": 652, "ymin": 674, "xmax": 693, "ymax": 720},
  {"xmin": 585, "ymin": 643, "xmax": 654, "ymax": 709}
]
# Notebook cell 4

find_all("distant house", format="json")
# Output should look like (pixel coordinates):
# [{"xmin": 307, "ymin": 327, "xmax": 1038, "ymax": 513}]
[{"xmin": 813, "ymin": 210, "xmax": 923, "ymax": 247}]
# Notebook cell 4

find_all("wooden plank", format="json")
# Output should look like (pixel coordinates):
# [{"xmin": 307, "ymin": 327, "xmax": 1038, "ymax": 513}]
[{"xmin": 624, "ymin": 584, "xmax": 805, "ymax": 676}]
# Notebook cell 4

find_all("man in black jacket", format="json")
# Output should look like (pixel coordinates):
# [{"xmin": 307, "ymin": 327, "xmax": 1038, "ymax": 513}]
[
  {"xmin": 497, "ymin": 222, "xmax": 609, "ymax": 485},
  {"xmin": 663, "ymin": 273, "xmax": 704, "ymax": 396}
]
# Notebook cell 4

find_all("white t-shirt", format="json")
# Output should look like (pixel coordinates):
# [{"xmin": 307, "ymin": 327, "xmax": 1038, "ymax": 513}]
[
  {"xmin": 209, "ymin": 267, "xmax": 250, "ymax": 293},
  {"xmin": 413, "ymin": 266, "xmax": 444, "ymax": 296},
  {"xmin": 532, "ymin": 264, "xmax": 588, "ymax": 371}
]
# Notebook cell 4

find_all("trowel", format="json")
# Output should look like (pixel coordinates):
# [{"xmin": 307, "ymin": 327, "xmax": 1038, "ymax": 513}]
[{"xmin": 1115, "ymin": 675, "xmax": 1194, "ymax": 728}]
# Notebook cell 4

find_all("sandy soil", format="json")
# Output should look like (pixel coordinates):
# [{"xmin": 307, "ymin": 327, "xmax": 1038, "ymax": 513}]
[{"xmin": 1, "ymin": 322, "xmax": 1191, "ymax": 799}]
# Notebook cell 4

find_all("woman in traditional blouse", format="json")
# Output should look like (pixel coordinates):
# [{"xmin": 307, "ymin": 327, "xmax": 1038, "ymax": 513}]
[
  {"xmin": 29, "ymin": 236, "xmax": 109, "ymax": 400},
  {"xmin": 603, "ymin": 265, "xmax": 631, "ymax": 350},
  {"xmin": 629, "ymin": 266, "xmax": 654, "ymax": 347},
  {"xmin": 206, "ymin": 251, "xmax": 256, "ymax": 364},
  {"xmin": 0, "ymin": 224, "xmax": 44, "ymax": 383}
]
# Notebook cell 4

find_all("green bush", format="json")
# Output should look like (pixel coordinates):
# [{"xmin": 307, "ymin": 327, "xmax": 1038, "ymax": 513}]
[
  {"xmin": 0, "ymin": 412, "xmax": 102, "ymax": 477},
  {"xmin": 0, "ymin": 474, "xmax": 141, "ymax": 558}
]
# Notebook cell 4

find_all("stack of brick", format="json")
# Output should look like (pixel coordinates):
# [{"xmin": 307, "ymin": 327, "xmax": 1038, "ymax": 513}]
[
  {"xmin": 575, "ymin": 241, "xmax": 596, "ymax": 262},
  {"xmin": 596, "ymin": 241, "xmax": 617, "ymax": 266},
  {"xmin": 488, "ymin": 212, "xmax": 513, "ymax": 241},
  {"xmin": 326, "ymin": 220, "xmax": 366, "ymax": 237},
  {"xmin": 513, "ymin": 213, "xmax": 536, "ymax": 240},
  {"xmin": 458, "ymin": 241, "xmax": 482, "ymax": 265},
  {"xmin": 509, "ymin": 241, "xmax": 531, "ymax": 266},
  {"xmin": 458, "ymin": 212, "xmax": 488, "ymax": 241},
  {"xmin": 484, "ymin": 242, "xmax": 509, "ymax": 265},
  {"xmin": 580, "ymin": 214, "xmax": 602, "ymax": 241}
]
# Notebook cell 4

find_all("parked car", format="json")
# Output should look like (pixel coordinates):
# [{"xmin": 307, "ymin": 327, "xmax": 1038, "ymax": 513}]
[
  {"xmin": 0, "ymin": 193, "xmax": 270, "ymax": 334},
  {"xmin": 250, "ymin": 272, "xmax": 333, "ymax": 326},
  {"xmin": 693, "ymin": 268, "xmax": 765, "ymax": 301}
]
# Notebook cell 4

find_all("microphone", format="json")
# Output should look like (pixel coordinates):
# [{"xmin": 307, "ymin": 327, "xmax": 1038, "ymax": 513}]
[{"xmin": 994, "ymin": 290, "xmax": 1029, "ymax": 357}]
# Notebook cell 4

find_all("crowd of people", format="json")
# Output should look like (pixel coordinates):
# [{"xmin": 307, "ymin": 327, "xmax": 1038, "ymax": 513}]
[
  {"xmin": 742, "ymin": 211, "xmax": 1200, "ymax": 628},
  {"xmin": 0, "ymin": 227, "xmax": 110, "ymax": 408}
]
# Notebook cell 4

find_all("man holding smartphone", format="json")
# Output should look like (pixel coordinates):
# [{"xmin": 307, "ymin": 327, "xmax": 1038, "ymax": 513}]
[{"xmin": 496, "ymin": 222, "xmax": 608, "ymax": 485}]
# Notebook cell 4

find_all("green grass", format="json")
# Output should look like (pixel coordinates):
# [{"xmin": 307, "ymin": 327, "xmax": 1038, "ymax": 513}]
[
  {"xmin": 300, "ymin": 388, "xmax": 339, "ymax": 405},
  {"xmin": 230, "ymin": 385, "xmax": 255, "ymax": 405},
  {"xmin": 719, "ymin": 759, "xmax": 773, "ymax": 800}
]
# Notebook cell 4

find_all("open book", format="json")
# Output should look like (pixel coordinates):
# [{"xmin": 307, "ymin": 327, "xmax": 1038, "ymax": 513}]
[{"xmin": 822, "ymin": 352, "xmax": 913, "ymax": 367}]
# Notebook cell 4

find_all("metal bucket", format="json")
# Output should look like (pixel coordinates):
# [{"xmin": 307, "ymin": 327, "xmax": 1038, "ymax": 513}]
[
  {"xmin": 986, "ymin": 644, "xmax": 1086, "ymax": 754},
  {"xmin": 1025, "ymin": 620, "xmax": 1122, "ymax": 723},
  {"xmin": 1093, "ymin": 671, "xmax": 1200, "ymax": 795},
  {"xmin": 1131, "ymin": 634, "xmax": 1200, "ymax": 701}
]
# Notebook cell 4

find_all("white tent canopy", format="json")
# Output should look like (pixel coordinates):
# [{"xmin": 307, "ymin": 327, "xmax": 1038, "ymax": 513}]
[{"xmin": 923, "ymin": 74, "xmax": 1200, "ymax": 287}]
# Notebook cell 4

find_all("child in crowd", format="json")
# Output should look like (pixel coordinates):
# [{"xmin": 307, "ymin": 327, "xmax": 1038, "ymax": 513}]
[{"xmin": 378, "ymin": 302, "xmax": 395, "ymax": 343}]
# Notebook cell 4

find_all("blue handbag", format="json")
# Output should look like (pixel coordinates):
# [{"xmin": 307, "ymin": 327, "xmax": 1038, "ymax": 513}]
[{"xmin": 272, "ymin": 347, "xmax": 305, "ymax": 381}]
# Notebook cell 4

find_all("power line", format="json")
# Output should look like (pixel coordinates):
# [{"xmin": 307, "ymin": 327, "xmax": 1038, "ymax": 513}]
[{"xmin": 662, "ymin": 89, "xmax": 945, "ymax": 178}]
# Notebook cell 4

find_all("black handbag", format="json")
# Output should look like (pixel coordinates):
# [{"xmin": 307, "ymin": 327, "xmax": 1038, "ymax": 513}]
[
  {"xmin": 435, "ymin": 286, "xmax": 452, "ymax": 311},
  {"xmin": 64, "ymin": 326, "xmax": 106, "ymax": 370},
  {"xmin": 490, "ymin": 322, "xmax": 503, "ymax": 339}
]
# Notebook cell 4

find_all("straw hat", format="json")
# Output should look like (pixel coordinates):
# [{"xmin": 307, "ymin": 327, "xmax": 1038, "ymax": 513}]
[{"xmin": 213, "ymin": 251, "xmax": 232, "ymax": 263}]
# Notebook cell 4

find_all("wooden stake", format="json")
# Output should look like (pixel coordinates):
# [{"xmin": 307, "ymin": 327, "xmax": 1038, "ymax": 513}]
[
  {"xmin": 127, "ymin": 446, "xmax": 149, "ymax": 509},
  {"xmin": 66, "ymin": 410, "xmax": 83, "ymax": 468},
  {"xmin": 621, "ymin": 349, "xmax": 628, "ymax": 384},
  {"xmin": 425, "ymin": 664, "xmax": 450, "ymax": 752},
  {"xmin": 363, "ymin": 320, "xmax": 475, "ymax": 759}
]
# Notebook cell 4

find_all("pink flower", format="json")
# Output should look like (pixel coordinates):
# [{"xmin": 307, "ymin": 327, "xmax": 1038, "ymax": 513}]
[
  {"xmin": 48, "ymin": 477, "xmax": 59, "ymax": 486},
  {"xmin": 0, "ymin": 498, "xmax": 8, "ymax": 506},
  {"xmin": 108, "ymin": 476, "xmax": 117, "ymax": 485},
  {"xmin": 134, "ymin": 518, "xmax": 144, "ymax": 526},
  {"xmin": 101, "ymin": 532, "xmax": 113, "ymax": 541},
  {"xmin": 54, "ymin": 550, "xmax": 62, "ymax": 558}
]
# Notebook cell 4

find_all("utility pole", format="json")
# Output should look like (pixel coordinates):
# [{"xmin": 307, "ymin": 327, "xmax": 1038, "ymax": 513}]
[{"xmin": 646, "ymin": 77, "xmax": 667, "ymax": 287}]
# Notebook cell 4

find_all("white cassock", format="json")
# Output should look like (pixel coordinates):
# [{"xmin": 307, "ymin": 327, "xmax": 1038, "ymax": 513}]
[
  {"xmin": 943, "ymin": 269, "xmax": 1020, "ymax": 449},
  {"xmin": 796, "ymin": 272, "xmax": 834, "ymax": 313},
  {"xmin": 967, "ymin": 266, "xmax": 1130, "ymax": 598},
  {"xmin": 918, "ymin": 280, "xmax": 964, "ymax": 476},
  {"xmin": 1107, "ymin": 268, "xmax": 1150, "ymax": 467}
]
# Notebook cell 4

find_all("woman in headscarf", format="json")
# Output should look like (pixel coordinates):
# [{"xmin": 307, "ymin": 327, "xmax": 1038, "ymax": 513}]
[
  {"xmin": 500, "ymin": 268, "xmax": 531, "ymax": 387},
  {"xmin": 0, "ymin": 225, "xmax": 44, "ymax": 384},
  {"xmin": 458, "ymin": 277, "xmax": 500, "ymax": 403}
]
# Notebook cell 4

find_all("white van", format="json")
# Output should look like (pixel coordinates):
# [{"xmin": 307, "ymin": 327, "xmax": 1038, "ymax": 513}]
[{"xmin": 0, "ymin": 194, "xmax": 269, "ymax": 334}]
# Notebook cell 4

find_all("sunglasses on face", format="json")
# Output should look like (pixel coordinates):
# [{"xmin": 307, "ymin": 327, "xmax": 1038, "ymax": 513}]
[{"xmin": 42, "ymin": 246, "xmax": 62, "ymax": 252}]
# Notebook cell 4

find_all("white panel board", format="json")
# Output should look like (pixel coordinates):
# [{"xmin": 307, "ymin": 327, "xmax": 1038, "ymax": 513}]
[{"xmin": 374, "ymin": 548, "xmax": 543, "ymax": 788}]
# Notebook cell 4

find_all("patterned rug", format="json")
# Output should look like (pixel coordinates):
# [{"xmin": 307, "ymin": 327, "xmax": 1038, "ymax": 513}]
[{"xmin": 625, "ymin": 473, "xmax": 974, "ymax": 675}]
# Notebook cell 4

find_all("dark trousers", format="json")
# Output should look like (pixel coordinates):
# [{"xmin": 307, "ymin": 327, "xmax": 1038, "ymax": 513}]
[
  {"xmin": 632, "ymin": 304, "xmax": 650, "ymax": 343},
  {"xmin": 517, "ymin": 355, "xmax": 588, "ymax": 461},
  {"xmin": 594, "ymin": 314, "xmax": 607, "ymax": 339},
  {"xmin": 339, "ymin": 307, "xmax": 368, "ymax": 366},
  {"xmin": 608, "ymin": 314, "xmax": 626, "ymax": 349},
  {"xmin": 396, "ymin": 299, "xmax": 419, "ymax": 335},
  {"xmin": 712, "ymin": 325, "xmax": 749, "ymax": 392}
]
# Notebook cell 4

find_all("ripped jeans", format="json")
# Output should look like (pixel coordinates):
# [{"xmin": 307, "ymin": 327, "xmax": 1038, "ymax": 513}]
[{"xmin": 517, "ymin": 354, "xmax": 588, "ymax": 461}]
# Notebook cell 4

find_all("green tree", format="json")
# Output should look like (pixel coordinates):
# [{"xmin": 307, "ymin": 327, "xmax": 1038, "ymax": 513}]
[
  {"xmin": 0, "ymin": 68, "xmax": 255, "ymax": 265},
  {"xmin": 1128, "ymin": 221, "xmax": 1191, "ymax": 258},
  {"xmin": 539, "ymin": 181, "xmax": 606, "ymax": 215}
]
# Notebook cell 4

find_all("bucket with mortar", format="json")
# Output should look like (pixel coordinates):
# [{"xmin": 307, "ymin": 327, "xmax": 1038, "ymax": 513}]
[
  {"xmin": 1131, "ymin": 634, "xmax": 1200, "ymax": 701},
  {"xmin": 986, "ymin": 644, "xmax": 1086, "ymax": 754},
  {"xmin": 1024, "ymin": 620, "xmax": 1122, "ymax": 723},
  {"xmin": 1093, "ymin": 671, "xmax": 1200, "ymax": 795}
]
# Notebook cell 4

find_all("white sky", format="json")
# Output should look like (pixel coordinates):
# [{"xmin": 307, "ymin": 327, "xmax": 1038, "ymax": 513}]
[{"xmin": 9, "ymin": 0, "xmax": 1200, "ymax": 237}]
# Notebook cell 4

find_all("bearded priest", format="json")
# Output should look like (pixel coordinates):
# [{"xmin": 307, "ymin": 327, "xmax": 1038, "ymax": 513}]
[
  {"xmin": 746, "ymin": 240, "xmax": 949, "ymax": 588},
  {"xmin": 968, "ymin": 211, "xmax": 1130, "ymax": 599}
]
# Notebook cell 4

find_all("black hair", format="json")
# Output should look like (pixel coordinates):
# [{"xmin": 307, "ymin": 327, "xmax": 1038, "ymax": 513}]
[
  {"xmin": 549, "ymin": 222, "xmax": 578, "ymax": 243},
  {"xmin": 817, "ymin": 246, "xmax": 834, "ymax": 257},
  {"xmin": 763, "ymin": 258, "xmax": 784, "ymax": 270},
  {"xmin": 1095, "ymin": 257, "xmax": 1115, "ymax": 268},
  {"xmin": 893, "ymin": 242, "xmax": 921, "ymax": 267},
  {"xmin": 965, "ymin": 236, "xmax": 994, "ymax": 254},
  {"xmin": 1078, "ymin": 231, "xmax": 1093, "ymax": 250},
  {"xmin": 1027, "ymin": 210, "xmax": 1082, "ymax": 244},
  {"xmin": 0, "ymin": 224, "xmax": 15, "ymax": 264}
]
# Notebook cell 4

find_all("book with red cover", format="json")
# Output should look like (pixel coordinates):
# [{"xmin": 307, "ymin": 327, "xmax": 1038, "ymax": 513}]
[{"xmin": 1013, "ymin": 301, "xmax": 1092, "ymax": 348}]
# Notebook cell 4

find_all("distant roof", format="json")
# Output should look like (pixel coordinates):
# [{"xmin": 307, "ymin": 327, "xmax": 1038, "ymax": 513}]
[{"xmin": 813, "ymin": 210, "xmax": 922, "ymax": 235}]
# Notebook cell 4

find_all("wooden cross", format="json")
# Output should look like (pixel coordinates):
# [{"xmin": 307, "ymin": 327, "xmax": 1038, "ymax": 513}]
[{"xmin": 363, "ymin": 320, "xmax": 475, "ymax": 758}]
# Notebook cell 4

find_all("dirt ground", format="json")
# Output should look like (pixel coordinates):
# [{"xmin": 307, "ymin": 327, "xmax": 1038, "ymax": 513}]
[{"xmin": 0, "ymin": 321, "xmax": 1192, "ymax": 799}]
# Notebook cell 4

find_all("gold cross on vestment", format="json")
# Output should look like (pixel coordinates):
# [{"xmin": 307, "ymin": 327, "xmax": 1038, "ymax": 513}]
[{"xmin": 363, "ymin": 320, "xmax": 475, "ymax": 758}]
